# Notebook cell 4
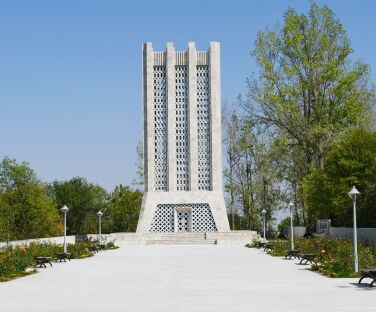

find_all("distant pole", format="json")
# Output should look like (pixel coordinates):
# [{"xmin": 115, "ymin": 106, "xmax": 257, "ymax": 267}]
[
  {"xmin": 61, "ymin": 205, "xmax": 69, "ymax": 253},
  {"xmin": 261, "ymin": 209, "xmax": 266, "ymax": 243},
  {"xmin": 97, "ymin": 211, "xmax": 103, "ymax": 245},
  {"xmin": 288, "ymin": 201, "xmax": 295, "ymax": 251},
  {"xmin": 348, "ymin": 186, "xmax": 360, "ymax": 273}
]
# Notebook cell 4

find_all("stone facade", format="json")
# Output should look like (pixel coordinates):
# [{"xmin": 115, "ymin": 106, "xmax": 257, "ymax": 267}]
[{"xmin": 136, "ymin": 42, "xmax": 230, "ymax": 233}]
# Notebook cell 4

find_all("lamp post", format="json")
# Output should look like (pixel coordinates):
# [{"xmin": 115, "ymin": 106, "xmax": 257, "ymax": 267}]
[
  {"xmin": 97, "ymin": 210, "xmax": 103, "ymax": 245},
  {"xmin": 61, "ymin": 205, "xmax": 69, "ymax": 253},
  {"xmin": 288, "ymin": 201, "xmax": 295, "ymax": 251},
  {"xmin": 261, "ymin": 209, "xmax": 266, "ymax": 243},
  {"xmin": 348, "ymin": 186, "xmax": 360, "ymax": 273}
]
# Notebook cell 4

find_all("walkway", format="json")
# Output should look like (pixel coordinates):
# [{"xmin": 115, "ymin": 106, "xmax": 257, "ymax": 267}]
[{"xmin": 0, "ymin": 244, "xmax": 374, "ymax": 311}]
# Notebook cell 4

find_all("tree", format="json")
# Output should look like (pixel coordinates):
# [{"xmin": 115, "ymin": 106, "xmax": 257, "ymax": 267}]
[
  {"xmin": 302, "ymin": 128, "xmax": 376, "ymax": 227},
  {"xmin": 106, "ymin": 185, "xmax": 142, "ymax": 232},
  {"xmin": 223, "ymin": 108, "xmax": 285, "ymax": 231},
  {"xmin": 132, "ymin": 140, "xmax": 144, "ymax": 190},
  {"xmin": 49, "ymin": 177, "xmax": 109, "ymax": 235},
  {"xmin": 0, "ymin": 158, "xmax": 62, "ymax": 241},
  {"xmin": 223, "ymin": 110, "xmax": 242, "ymax": 230},
  {"xmin": 244, "ymin": 2, "xmax": 375, "ymax": 221}
]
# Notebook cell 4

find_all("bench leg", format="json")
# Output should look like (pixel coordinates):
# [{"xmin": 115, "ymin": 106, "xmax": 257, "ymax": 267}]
[
  {"xmin": 299, "ymin": 259, "xmax": 304, "ymax": 264},
  {"xmin": 370, "ymin": 279, "xmax": 375, "ymax": 287},
  {"xmin": 358, "ymin": 276, "xmax": 366, "ymax": 284}
]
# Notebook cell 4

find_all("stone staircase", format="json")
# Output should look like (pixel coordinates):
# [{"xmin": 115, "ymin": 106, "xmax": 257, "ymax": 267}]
[
  {"xmin": 103, "ymin": 231, "xmax": 259, "ymax": 246},
  {"xmin": 145, "ymin": 233, "xmax": 217, "ymax": 245}
]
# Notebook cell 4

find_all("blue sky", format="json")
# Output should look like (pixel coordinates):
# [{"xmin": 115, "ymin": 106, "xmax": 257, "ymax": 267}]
[{"xmin": 1, "ymin": 0, "xmax": 375, "ymax": 190}]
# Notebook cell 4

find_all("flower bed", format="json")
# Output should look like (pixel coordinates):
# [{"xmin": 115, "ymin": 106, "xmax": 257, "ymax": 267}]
[
  {"xmin": 0, "ymin": 240, "xmax": 118, "ymax": 282},
  {"xmin": 247, "ymin": 237, "xmax": 376, "ymax": 277}
]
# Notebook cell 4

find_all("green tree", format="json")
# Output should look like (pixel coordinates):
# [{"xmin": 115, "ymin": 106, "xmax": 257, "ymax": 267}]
[
  {"xmin": 106, "ymin": 185, "xmax": 142, "ymax": 232},
  {"xmin": 223, "ymin": 110, "xmax": 242, "ymax": 230},
  {"xmin": 244, "ymin": 2, "xmax": 375, "ymax": 221},
  {"xmin": 0, "ymin": 158, "xmax": 62, "ymax": 241},
  {"xmin": 50, "ymin": 177, "xmax": 109, "ymax": 235},
  {"xmin": 302, "ymin": 128, "xmax": 376, "ymax": 227},
  {"xmin": 223, "ymin": 109, "xmax": 285, "ymax": 231},
  {"xmin": 132, "ymin": 140, "xmax": 144, "ymax": 190},
  {"xmin": 107, "ymin": 185, "xmax": 142, "ymax": 232}
]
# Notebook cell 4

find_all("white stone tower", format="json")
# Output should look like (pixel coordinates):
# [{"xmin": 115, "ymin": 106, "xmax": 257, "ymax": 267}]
[{"xmin": 136, "ymin": 42, "xmax": 230, "ymax": 233}]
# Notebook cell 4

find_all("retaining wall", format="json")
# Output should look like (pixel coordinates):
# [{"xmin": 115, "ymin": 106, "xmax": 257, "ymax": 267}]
[
  {"xmin": 282, "ymin": 226, "xmax": 307, "ymax": 239},
  {"xmin": 0, "ymin": 235, "xmax": 76, "ymax": 248},
  {"xmin": 328, "ymin": 227, "xmax": 376, "ymax": 245}
]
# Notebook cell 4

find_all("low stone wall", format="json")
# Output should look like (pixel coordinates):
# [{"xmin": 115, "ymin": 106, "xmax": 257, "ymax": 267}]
[
  {"xmin": 329, "ymin": 227, "xmax": 376, "ymax": 245},
  {"xmin": 282, "ymin": 226, "xmax": 306, "ymax": 239},
  {"xmin": 1, "ymin": 231, "xmax": 260, "ymax": 247},
  {"xmin": 281, "ymin": 226, "xmax": 376, "ymax": 245},
  {"xmin": 99, "ymin": 231, "xmax": 259, "ymax": 246},
  {"xmin": 0, "ymin": 235, "xmax": 76, "ymax": 248}
]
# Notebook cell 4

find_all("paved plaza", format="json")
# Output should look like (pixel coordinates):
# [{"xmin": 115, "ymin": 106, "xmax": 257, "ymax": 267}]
[{"xmin": 0, "ymin": 244, "xmax": 374, "ymax": 311}]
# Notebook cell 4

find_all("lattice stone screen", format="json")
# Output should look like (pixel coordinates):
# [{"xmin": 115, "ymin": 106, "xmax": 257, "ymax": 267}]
[
  {"xmin": 196, "ymin": 65, "xmax": 211, "ymax": 190},
  {"xmin": 175, "ymin": 66, "xmax": 190, "ymax": 191},
  {"xmin": 150, "ymin": 203, "xmax": 217, "ymax": 232},
  {"xmin": 153, "ymin": 66, "xmax": 168, "ymax": 191},
  {"xmin": 177, "ymin": 210, "xmax": 190, "ymax": 232}
]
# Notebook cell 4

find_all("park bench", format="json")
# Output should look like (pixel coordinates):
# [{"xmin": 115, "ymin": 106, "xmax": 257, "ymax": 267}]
[
  {"xmin": 34, "ymin": 256, "xmax": 52, "ymax": 268},
  {"xmin": 256, "ymin": 242, "xmax": 266, "ymax": 249},
  {"xmin": 299, "ymin": 254, "xmax": 317, "ymax": 265},
  {"xmin": 56, "ymin": 252, "xmax": 71, "ymax": 262},
  {"xmin": 88, "ymin": 245, "xmax": 99, "ymax": 253},
  {"xmin": 97, "ymin": 244, "xmax": 106, "ymax": 250},
  {"xmin": 358, "ymin": 269, "xmax": 376, "ymax": 287},
  {"xmin": 285, "ymin": 250, "xmax": 300, "ymax": 260},
  {"xmin": 263, "ymin": 244, "xmax": 274, "ymax": 252}
]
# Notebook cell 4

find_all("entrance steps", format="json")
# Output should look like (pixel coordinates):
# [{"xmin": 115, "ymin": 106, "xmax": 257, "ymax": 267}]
[
  {"xmin": 144, "ymin": 233, "xmax": 216, "ymax": 245},
  {"xmin": 99, "ymin": 231, "xmax": 260, "ymax": 246}
]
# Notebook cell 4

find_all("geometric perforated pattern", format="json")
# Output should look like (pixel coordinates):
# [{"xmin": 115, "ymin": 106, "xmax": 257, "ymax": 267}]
[
  {"xmin": 196, "ymin": 65, "xmax": 211, "ymax": 190},
  {"xmin": 175, "ymin": 66, "xmax": 190, "ymax": 191},
  {"xmin": 150, "ymin": 203, "xmax": 217, "ymax": 232},
  {"xmin": 177, "ymin": 210, "xmax": 190, "ymax": 232},
  {"xmin": 153, "ymin": 66, "xmax": 168, "ymax": 191}
]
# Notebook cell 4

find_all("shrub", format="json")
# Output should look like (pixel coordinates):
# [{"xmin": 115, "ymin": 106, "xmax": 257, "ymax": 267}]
[
  {"xmin": 0, "ymin": 240, "xmax": 118, "ymax": 282},
  {"xmin": 247, "ymin": 236, "xmax": 376, "ymax": 278}
]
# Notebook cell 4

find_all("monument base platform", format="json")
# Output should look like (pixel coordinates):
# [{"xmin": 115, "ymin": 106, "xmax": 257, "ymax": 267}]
[{"xmin": 97, "ymin": 231, "xmax": 259, "ymax": 246}]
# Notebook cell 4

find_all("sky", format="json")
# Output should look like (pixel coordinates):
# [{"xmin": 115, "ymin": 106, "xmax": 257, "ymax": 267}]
[{"xmin": 1, "ymin": 0, "xmax": 375, "ymax": 191}]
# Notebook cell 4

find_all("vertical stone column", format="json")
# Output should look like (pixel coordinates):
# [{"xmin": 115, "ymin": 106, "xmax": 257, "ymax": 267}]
[
  {"xmin": 143, "ymin": 42, "xmax": 154, "ymax": 192},
  {"xmin": 166, "ymin": 42, "xmax": 176, "ymax": 191},
  {"xmin": 188, "ymin": 42, "xmax": 198, "ymax": 191},
  {"xmin": 209, "ymin": 42, "xmax": 222, "ymax": 192}
]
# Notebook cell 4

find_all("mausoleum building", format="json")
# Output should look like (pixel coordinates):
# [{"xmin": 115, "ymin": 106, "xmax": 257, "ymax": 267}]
[{"xmin": 136, "ymin": 42, "xmax": 230, "ymax": 233}]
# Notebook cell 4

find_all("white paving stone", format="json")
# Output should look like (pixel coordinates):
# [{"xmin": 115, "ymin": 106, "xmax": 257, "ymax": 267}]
[{"xmin": 0, "ymin": 244, "xmax": 374, "ymax": 311}]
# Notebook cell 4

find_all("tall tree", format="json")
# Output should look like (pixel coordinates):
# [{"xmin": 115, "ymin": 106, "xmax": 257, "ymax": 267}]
[
  {"xmin": 106, "ymin": 185, "xmax": 142, "ymax": 232},
  {"xmin": 302, "ymin": 128, "xmax": 376, "ymax": 227},
  {"xmin": 0, "ymin": 158, "xmax": 62, "ymax": 241},
  {"xmin": 223, "ymin": 110, "xmax": 241, "ymax": 230},
  {"xmin": 50, "ymin": 177, "xmax": 109, "ymax": 235},
  {"xmin": 132, "ymin": 140, "xmax": 144, "ymax": 190},
  {"xmin": 244, "ymin": 2, "xmax": 375, "ymax": 221}
]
